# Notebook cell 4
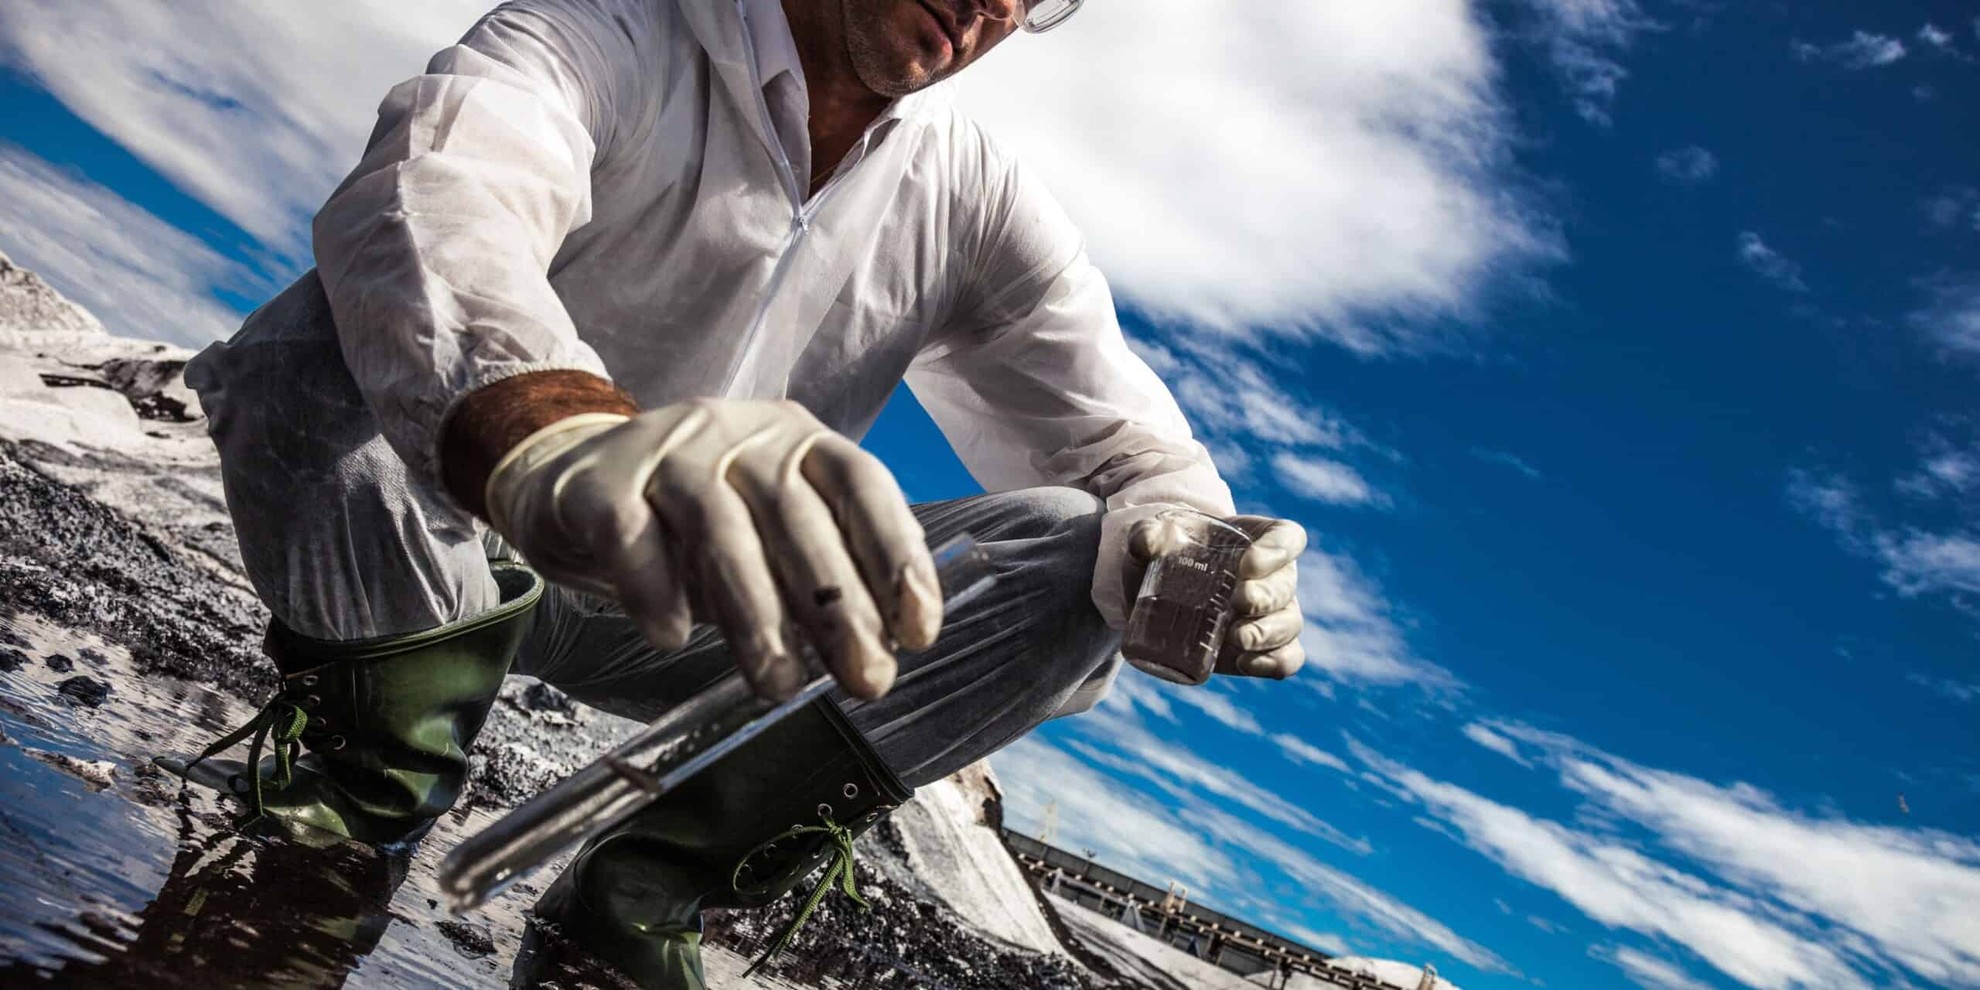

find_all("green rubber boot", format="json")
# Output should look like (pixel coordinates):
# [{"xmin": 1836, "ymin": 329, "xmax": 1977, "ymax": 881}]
[
  {"xmin": 160, "ymin": 562, "xmax": 544, "ymax": 848},
  {"xmin": 513, "ymin": 698, "xmax": 911, "ymax": 989}
]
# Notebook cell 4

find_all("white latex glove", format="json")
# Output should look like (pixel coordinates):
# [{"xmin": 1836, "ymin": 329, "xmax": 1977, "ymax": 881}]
[
  {"xmin": 484, "ymin": 399, "xmax": 942, "ymax": 700},
  {"xmin": 1118, "ymin": 509, "xmax": 1308, "ymax": 681}
]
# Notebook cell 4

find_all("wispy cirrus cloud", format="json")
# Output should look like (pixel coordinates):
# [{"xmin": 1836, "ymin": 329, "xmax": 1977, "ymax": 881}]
[
  {"xmin": 0, "ymin": 0, "xmax": 490, "ymax": 260},
  {"xmin": 1915, "ymin": 23, "xmax": 1974, "ymax": 61},
  {"xmin": 1274, "ymin": 733, "xmax": 1352, "ymax": 773},
  {"xmin": 1298, "ymin": 547, "xmax": 1459, "ymax": 690},
  {"xmin": 1082, "ymin": 682, "xmax": 1368, "ymax": 855},
  {"xmin": 1593, "ymin": 944, "xmax": 1715, "ymax": 990},
  {"xmin": 1503, "ymin": 722, "xmax": 1980, "ymax": 986},
  {"xmin": 1906, "ymin": 672, "xmax": 1980, "ymax": 705},
  {"xmin": 1471, "ymin": 447, "xmax": 1543, "ymax": 480},
  {"xmin": 1736, "ymin": 232, "xmax": 1809, "ymax": 293},
  {"xmin": 0, "ymin": 145, "xmax": 258, "ymax": 345},
  {"xmin": 1351, "ymin": 735, "xmax": 1872, "ymax": 988},
  {"xmin": 1654, "ymin": 146, "xmax": 1719, "ymax": 186},
  {"xmin": 1789, "ymin": 464, "xmax": 1980, "ymax": 610},
  {"xmin": 1273, "ymin": 452, "xmax": 1387, "ymax": 508},
  {"xmin": 1461, "ymin": 722, "xmax": 1532, "ymax": 767},
  {"xmin": 1361, "ymin": 723, "xmax": 1980, "ymax": 988},
  {"xmin": 1792, "ymin": 31, "xmax": 1909, "ymax": 70},
  {"xmin": 1923, "ymin": 187, "xmax": 1980, "ymax": 231},
  {"xmin": 1910, "ymin": 272, "xmax": 1980, "ymax": 358},
  {"xmin": 1516, "ymin": 0, "xmax": 1655, "ymax": 126}
]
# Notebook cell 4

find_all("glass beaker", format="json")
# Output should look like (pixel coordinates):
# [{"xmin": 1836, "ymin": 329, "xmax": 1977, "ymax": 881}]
[{"xmin": 1121, "ymin": 508, "xmax": 1253, "ymax": 686}]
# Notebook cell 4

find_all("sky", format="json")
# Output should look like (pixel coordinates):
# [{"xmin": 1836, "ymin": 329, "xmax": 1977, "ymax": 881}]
[{"xmin": 1, "ymin": 1, "xmax": 1976, "ymax": 988}]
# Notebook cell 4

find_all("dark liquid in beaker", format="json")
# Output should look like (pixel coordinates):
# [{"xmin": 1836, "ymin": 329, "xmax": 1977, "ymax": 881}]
[{"xmin": 1121, "ymin": 534, "xmax": 1250, "ymax": 685}]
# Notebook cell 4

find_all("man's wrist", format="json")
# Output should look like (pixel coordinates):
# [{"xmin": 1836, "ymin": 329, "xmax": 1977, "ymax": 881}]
[{"xmin": 440, "ymin": 370, "xmax": 641, "ymax": 519}]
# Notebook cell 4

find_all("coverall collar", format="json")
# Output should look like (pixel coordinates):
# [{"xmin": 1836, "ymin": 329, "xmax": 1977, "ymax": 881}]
[{"xmin": 683, "ymin": 0, "xmax": 954, "ymax": 183}]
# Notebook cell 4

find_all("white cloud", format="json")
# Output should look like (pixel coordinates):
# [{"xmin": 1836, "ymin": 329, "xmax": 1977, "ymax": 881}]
[
  {"xmin": 1907, "ymin": 672, "xmax": 1980, "ymax": 704},
  {"xmin": 1274, "ymin": 733, "xmax": 1353, "ymax": 774},
  {"xmin": 993, "ymin": 735, "xmax": 1244, "ymax": 890},
  {"xmin": 1897, "ymin": 440, "xmax": 1980, "ymax": 500},
  {"xmin": 0, "ymin": 146, "xmax": 257, "ymax": 345},
  {"xmin": 1350, "ymin": 736, "xmax": 1884, "ymax": 989},
  {"xmin": 1501, "ymin": 723, "xmax": 1980, "ymax": 987},
  {"xmin": 1786, "ymin": 468, "xmax": 1863, "ymax": 536},
  {"xmin": 1736, "ymin": 232, "xmax": 1808, "ymax": 292},
  {"xmin": 1471, "ymin": 447, "xmax": 1543, "ymax": 480},
  {"xmin": 1273, "ymin": 452, "xmax": 1386, "ymax": 508},
  {"xmin": 1654, "ymin": 146, "xmax": 1719, "ymax": 185},
  {"xmin": 1518, "ymin": 0, "xmax": 1652, "ymax": 126},
  {"xmin": 1915, "ymin": 23, "xmax": 1972, "ymax": 60},
  {"xmin": 1922, "ymin": 187, "xmax": 1979, "ymax": 230},
  {"xmin": 1595, "ymin": 945, "xmax": 1715, "ymax": 990},
  {"xmin": 1297, "ymin": 547, "xmax": 1459, "ymax": 689},
  {"xmin": 0, "ymin": 0, "xmax": 488, "ymax": 259},
  {"xmin": 1175, "ymin": 790, "xmax": 1509, "ymax": 973},
  {"xmin": 1461, "ymin": 722, "xmax": 1532, "ymax": 767},
  {"xmin": 1790, "ymin": 464, "xmax": 1980, "ymax": 616},
  {"xmin": 1792, "ymin": 31, "xmax": 1909, "ymax": 69},
  {"xmin": 1133, "ymin": 337, "xmax": 1363, "ymax": 451},
  {"xmin": 960, "ymin": 1, "xmax": 1559, "ymax": 352},
  {"xmin": 1875, "ymin": 530, "xmax": 1980, "ymax": 596},
  {"xmin": 1909, "ymin": 273, "xmax": 1980, "ymax": 357},
  {"xmin": 1165, "ymin": 682, "xmax": 1266, "ymax": 736},
  {"xmin": 1074, "ymin": 693, "xmax": 1369, "ymax": 855}
]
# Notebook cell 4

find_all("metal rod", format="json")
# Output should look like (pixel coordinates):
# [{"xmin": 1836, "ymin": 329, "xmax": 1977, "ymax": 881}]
[{"xmin": 439, "ymin": 533, "xmax": 995, "ymax": 912}]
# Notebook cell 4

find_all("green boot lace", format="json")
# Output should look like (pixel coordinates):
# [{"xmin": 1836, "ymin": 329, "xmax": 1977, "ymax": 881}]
[
  {"xmin": 734, "ymin": 815, "xmax": 867, "ymax": 977},
  {"xmin": 185, "ymin": 697, "xmax": 311, "ymax": 827}
]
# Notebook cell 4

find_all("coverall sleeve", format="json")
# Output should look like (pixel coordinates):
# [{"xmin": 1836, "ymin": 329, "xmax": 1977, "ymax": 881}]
[
  {"xmin": 906, "ymin": 141, "xmax": 1237, "ymax": 629},
  {"xmin": 312, "ymin": 0, "xmax": 652, "ymax": 486}
]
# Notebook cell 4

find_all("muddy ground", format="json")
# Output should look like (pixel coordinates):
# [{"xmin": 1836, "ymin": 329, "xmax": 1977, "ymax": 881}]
[{"xmin": 0, "ymin": 436, "xmax": 1135, "ymax": 989}]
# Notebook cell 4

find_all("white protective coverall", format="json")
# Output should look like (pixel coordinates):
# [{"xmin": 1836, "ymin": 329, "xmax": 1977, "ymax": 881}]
[{"xmin": 191, "ymin": 0, "xmax": 1233, "ymax": 656}]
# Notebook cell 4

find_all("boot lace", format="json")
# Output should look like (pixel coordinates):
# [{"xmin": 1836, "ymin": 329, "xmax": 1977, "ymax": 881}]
[
  {"xmin": 734, "ymin": 815, "xmax": 867, "ymax": 976},
  {"xmin": 185, "ymin": 697, "xmax": 310, "ymax": 827}
]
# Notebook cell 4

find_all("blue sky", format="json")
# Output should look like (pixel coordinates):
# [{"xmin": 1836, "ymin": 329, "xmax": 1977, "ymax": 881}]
[{"xmin": 2, "ymin": 2, "xmax": 1977, "ymax": 988}]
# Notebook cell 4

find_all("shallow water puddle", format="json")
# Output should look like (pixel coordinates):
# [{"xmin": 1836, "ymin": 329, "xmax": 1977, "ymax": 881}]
[
  {"xmin": 0, "ymin": 610, "xmax": 880, "ymax": 989},
  {"xmin": 0, "ymin": 611, "xmax": 523, "ymax": 987}
]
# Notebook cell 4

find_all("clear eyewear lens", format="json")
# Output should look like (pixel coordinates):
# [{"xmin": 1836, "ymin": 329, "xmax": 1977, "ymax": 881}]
[{"xmin": 1022, "ymin": 0, "xmax": 1083, "ymax": 34}]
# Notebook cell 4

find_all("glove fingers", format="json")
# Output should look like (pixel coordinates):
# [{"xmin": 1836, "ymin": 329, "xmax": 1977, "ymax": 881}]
[
  {"xmin": 737, "ymin": 443, "xmax": 897, "ymax": 700},
  {"xmin": 802, "ymin": 433, "xmax": 941, "ymax": 652},
  {"xmin": 650, "ymin": 468, "xmax": 804, "ymax": 700},
  {"xmin": 605, "ymin": 509, "xmax": 693, "ymax": 653},
  {"xmin": 1234, "ymin": 517, "xmax": 1307, "ymax": 580},
  {"xmin": 1227, "ymin": 602, "xmax": 1301, "ymax": 653},
  {"xmin": 1233, "ymin": 566, "xmax": 1297, "ymax": 615},
  {"xmin": 1221, "ymin": 637, "xmax": 1306, "ymax": 680}
]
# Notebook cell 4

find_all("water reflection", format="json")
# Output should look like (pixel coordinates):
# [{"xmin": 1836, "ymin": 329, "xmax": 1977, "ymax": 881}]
[{"xmin": 52, "ymin": 807, "xmax": 405, "ymax": 988}]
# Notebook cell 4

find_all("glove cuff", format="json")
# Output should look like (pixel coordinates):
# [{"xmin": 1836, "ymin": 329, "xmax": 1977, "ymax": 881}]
[{"xmin": 483, "ymin": 413, "xmax": 631, "ymax": 538}]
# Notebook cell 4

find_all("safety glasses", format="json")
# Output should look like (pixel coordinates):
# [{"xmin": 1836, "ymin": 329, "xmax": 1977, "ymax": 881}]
[{"xmin": 1021, "ymin": 0, "xmax": 1084, "ymax": 34}]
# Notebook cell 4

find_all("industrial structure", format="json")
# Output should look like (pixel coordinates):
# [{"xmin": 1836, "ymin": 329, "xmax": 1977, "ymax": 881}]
[{"xmin": 1003, "ymin": 831, "xmax": 1440, "ymax": 990}]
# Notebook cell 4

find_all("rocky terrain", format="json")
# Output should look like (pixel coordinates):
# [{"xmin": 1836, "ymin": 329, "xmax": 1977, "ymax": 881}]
[{"xmin": 0, "ymin": 252, "xmax": 1439, "ymax": 990}]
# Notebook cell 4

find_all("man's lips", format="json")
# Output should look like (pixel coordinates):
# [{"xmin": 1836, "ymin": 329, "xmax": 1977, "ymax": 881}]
[{"xmin": 913, "ymin": 0, "xmax": 963, "ymax": 58}]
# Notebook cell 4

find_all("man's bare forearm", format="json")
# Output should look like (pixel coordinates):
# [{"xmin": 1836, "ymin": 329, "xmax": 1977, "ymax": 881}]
[{"xmin": 440, "ymin": 370, "xmax": 641, "ymax": 519}]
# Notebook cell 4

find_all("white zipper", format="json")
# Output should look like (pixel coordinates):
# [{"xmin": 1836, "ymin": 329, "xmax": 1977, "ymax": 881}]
[{"xmin": 723, "ymin": 0, "xmax": 853, "ymax": 396}]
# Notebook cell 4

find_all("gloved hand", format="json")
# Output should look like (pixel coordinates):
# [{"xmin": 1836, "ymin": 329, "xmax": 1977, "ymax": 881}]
[
  {"xmin": 1119, "ymin": 510, "xmax": 1307, "ymax": 680},
  {"xmin": 483, "ymin": 399, "xmax": 942, "ymax": 701}
]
